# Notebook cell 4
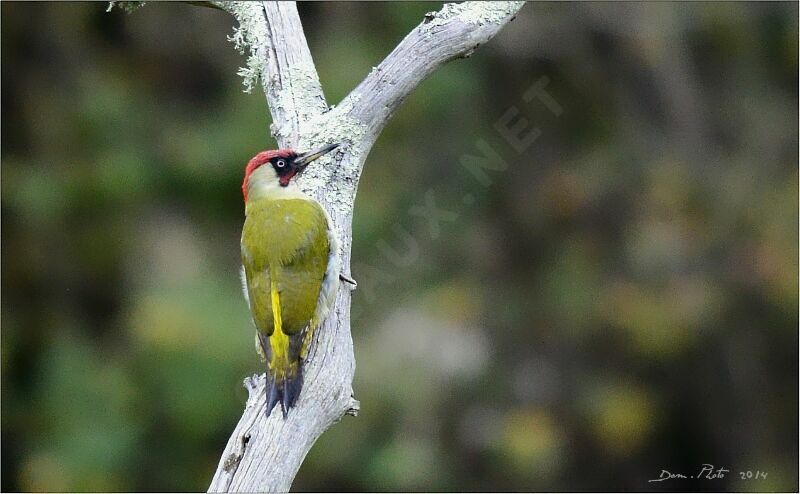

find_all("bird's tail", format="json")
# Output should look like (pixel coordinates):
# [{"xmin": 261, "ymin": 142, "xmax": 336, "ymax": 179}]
[
  {"xmin": 262, "ymin": 347, "xmax": 303, "ymax": 419},
  {"xmin": 259, "ymin": 275, "xmax": 305, "ymax": 418}
]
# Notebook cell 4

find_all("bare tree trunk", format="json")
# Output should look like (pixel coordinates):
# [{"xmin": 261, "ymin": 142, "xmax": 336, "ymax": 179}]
[{"xmin": 112, "ymin": 1, "xmax": 525, "ymax": 491}]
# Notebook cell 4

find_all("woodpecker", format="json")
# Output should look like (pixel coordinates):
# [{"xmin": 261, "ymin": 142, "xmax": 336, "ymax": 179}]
[{"xmin": 240, "ymin": 143, "xmax": 342, "ymax": 418}]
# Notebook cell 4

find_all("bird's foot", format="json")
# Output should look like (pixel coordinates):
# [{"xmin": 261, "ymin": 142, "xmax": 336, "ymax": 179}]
[{"xmin": 339, "ymin": 273, "xmax": 357, "ymax": 290}]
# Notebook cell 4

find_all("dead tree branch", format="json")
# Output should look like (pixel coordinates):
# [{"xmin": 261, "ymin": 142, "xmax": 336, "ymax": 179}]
[{"xmin": 111, "ymin": 1, "xmax": 525, "ymax": 491}]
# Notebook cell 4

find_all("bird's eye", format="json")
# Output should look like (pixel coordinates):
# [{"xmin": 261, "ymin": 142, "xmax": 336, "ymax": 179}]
[{"xmin": 276, "ymin": 159, "xmax": 286, "ymax": 168}]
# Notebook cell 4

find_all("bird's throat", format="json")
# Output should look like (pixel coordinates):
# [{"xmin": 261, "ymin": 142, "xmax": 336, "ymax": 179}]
[{"xmin": 246, "ymin": 169, "xmax": 306, "ymax": 204}]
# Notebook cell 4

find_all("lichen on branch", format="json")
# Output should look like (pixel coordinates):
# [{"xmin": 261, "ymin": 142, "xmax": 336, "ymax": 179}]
[{"xmin": 218, "ymin": 1, "xmax": 271, "ymax": 93}]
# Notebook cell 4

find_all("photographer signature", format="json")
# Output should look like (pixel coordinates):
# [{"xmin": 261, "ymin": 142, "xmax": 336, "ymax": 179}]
[{"xmin": 648, "ymin": 464, "xmax": 768, "ymax": 482}]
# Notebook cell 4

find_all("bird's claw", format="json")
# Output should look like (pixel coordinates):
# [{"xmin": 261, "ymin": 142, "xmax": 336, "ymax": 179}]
[{"xmin": 339, "ymin": 273, "xmax": 357, "ymax": 290}]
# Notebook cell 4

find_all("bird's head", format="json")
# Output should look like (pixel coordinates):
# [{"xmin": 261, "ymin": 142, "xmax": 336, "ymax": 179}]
[{"xmin": 242, "ymin": 143, "xmax": 339, "ymax": 201}]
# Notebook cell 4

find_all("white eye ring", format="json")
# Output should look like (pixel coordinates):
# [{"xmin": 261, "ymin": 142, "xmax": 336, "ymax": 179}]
[{"xmin": 276, "ymin": 159, "xmax": 286, "ymax": 168}]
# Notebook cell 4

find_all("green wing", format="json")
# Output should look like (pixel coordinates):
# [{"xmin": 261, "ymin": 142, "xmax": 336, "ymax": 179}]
[
  {"xmin": 241, "ymin": 197, "xmax": 332, "ymax": 417},
  {"xmin": 241, "ymin": 198, "xmax": 330, "ymax": 337}
]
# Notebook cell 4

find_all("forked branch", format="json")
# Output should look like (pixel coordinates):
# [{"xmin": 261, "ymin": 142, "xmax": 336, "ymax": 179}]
[{"xmin": 110, "ymin": 1, "xmax": 524, "ymax": 491}]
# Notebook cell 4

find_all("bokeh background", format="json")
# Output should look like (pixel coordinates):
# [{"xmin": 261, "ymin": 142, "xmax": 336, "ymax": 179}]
[{"xmin": 2, "ymin": 2, "xmax": 797, "ymax": 492}]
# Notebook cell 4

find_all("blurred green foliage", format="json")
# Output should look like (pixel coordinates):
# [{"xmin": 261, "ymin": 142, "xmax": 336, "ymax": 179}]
[{"xmin": 2, "ymin": 2, "xmax": 797, "ymax": 492}]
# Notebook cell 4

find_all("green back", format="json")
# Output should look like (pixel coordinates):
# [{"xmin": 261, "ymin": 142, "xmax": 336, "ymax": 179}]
[{"xmin": 241, "ymin": 198, "xmax": 330, "ymax": 336}]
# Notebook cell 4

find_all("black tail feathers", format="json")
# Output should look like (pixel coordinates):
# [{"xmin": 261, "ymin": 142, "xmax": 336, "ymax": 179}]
[{"xmin": 265, "ymin": 366, "xmax": 304, "ymax": 419}]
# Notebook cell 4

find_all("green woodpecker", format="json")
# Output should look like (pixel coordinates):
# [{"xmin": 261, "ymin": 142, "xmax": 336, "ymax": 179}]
[{"xmin": 240, "ymin": 144, "xmax": 341, "ymax": 418}]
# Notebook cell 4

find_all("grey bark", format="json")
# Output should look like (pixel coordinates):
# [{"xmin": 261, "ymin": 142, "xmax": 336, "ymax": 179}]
[
  {"xmin": 210, "ymin": 2, "xmax": 525, "ymax": 492},
  {"xmin": 113, "ymin": 1, "xmax": 525, "ymax": 491}
]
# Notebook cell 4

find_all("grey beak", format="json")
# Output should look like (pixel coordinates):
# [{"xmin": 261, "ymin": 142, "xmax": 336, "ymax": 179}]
[{"xmin": 295, "ymin": 143, "xmax": 340, "ymax": 169}]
